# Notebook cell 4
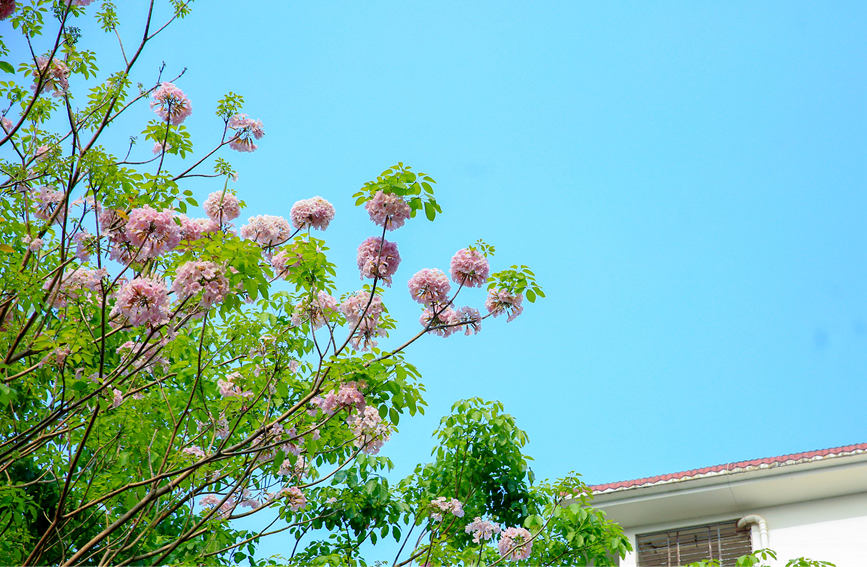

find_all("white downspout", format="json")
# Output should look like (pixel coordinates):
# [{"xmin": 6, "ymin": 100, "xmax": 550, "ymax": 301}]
[{"xmin": 738, "ymin": 514, "xmax": 770, "ymax": 550}]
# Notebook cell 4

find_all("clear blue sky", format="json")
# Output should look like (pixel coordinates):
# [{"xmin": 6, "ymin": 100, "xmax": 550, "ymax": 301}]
[{"xmin": 7, "ymin": 0, "xmax": 867, "ymax": 555}]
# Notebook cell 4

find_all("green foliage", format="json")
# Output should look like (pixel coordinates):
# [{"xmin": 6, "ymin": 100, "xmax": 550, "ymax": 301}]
[
  {"xmin": 353, "ymin": 162, "xmax": 441, "ymax": 221},
  {"xmin": 488, "ymin": 265, "xmax": 546, "ymax": 303}
]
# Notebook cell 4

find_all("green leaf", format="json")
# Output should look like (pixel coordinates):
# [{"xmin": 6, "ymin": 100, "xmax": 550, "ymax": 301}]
[
  {"xmin": 0, "ymin": 61, "xmax": 14, "ymax": 74},
  {"xmin": 424, "ymin": 201, "xmax": 435, "ymax": 221}
]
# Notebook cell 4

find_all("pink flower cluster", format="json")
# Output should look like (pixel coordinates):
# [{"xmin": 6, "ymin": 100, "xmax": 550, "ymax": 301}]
[
  {"xmin": 183, "ymin": 446, "xmax": 206, "ymax": 459},
  {"xmin": 270, "ymin": 248, "xmax": 299, "ymax": 278},
  {"xmin": 47, "ymin": 267, "xmax": 106, "ymax": 308},
  {"xmin": 150, "ymin": 82, "xmax": 192, "ymax": 125},
  {"xmin": 1, "ymin": 117, "xmax": 12, "ymax": 133},
  {"xmin": 110, "ymin": 277, "xmax": 170, "ymax": 327},
  {"xmin": 311, "ymin": 382, "xmax": 366, "ymax": 415},
  {"xmin": 347, "ymin": 405, "xmax": 390, "ymax": 455},
  {"xmin": 177, "ymin": 215, "xmax": 219, "ymax": 242},
  {"xmin": 33, "ymin": 56, "xmax": 69, "ymax": 98},
  {"xmin": 290, "ymin": 196, "xmax": 335, "ymax": 231},
  {"xmin": 278, "ymin": 456, "xmax": 308, "ymax": 479},
  {"xmin": 497, "ymin": 526, "xmax": 533, "ymax": 561},
  {"xmin": 420, "ymin": 306, "xmax": 481, "ymax": 337},
  {"xmin": 200, "ymin": 494, "xmax": 235, "ymax": 519},
  {"xmin": 465, "ymin": 517, "xmax": 501, "ymax": 544},
  {"xmin": 65, "ymin": 0, "xmax": 95, "ymax": 6},
  {"xmin": 217, "ymin": 371, "xmax": 253, "ymax": 399},
  {"xmin": 152, "ymin": 141, "xmax": 170, "ymax": 155},
  {"xmin": 291, "ymin": 291, "xmax": 338, "ymax": 329},
  {"xmin": 32, "ymin": 186, "xmax": 65, "ymax": 223},
  {"xmin": 125, "ymin": 205, "xmax": 182, "ymax": 260},
  {"xmin": 408, "ymin": 268, "xmax": 451, "ymax": 306},
  {"xmin": 0, "ymin": 0, "xmax": 15, "ymax": 20},
  {"xmin": 240, "ymin": 215, "xmax": 291, "ymax": 247},
  {"xmin": 450, "ymin": 248, "xmax": 489, "ymax": 288},
  {"xmin": 203, "ymin": 190, "xmax": 241, "ymax": 224},
  {"xmin": 357, "ymin": 237, "xmax": 400, "ymax": 285},
  {"xmin": 365, "ymin": 191, "xmax": 411, "ymax": 230},
  {"xmin": 172, "ymin": 261, "xmax": 230, "ymax": 309},
  {"xmin": 228, "ymin": 113, "xmax": 264, "ymax": 152},
  {"xmin": 111, "ymin": 388, "xmax": 123, "ymax": 408},
  {"xmin": 339, "ymin": 290, "xmax": 386, "ymax": 350},
  {"xmin": 73, "ymin": 230, "xmax": 96, "ymax": 261},
  {"xmin": 281, "ymin": 486, "xmax": 307, "ymax": 511},
  {"xmin": 430, "ymin": 497, "xmax": 464, "ymax": 522},
  {"xmin": 486, "ymin": 289, "xmax": 524, "ymax": 322}
]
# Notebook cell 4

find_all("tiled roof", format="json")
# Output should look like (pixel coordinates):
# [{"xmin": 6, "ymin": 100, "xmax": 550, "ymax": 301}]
[{"xmin": 590, "ymin": 443, "xmax": 867, "ymax": 494}]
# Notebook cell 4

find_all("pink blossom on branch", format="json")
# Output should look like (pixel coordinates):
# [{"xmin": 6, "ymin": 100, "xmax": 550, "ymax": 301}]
[
  {"xmin": 465, "ymin": 517, "xmax": 501, "ymax": 544},
  {"xmin": 456, "ymin": 306, "xmax": 482, "ymax": 335},
  {"xmin": 449, "ymin": 248, "xmax": 489, "ymax": 288},
  {"xmin": 33, "ymin": 57, "xmax": 69, "ymax": 98},
  {"xmin": 172, "ymin": 261, "xmax": 230, "ymax": 309},
  {"xmin": 0, "ymin": 0, "xmax": 15, "ymax": 20},
  {"xmin": 280, "ymin": 486, "xmax": 307, "ymax": 511},
  {"xmin": 498, "ymin": 526, "xmax": 533, "ymax": 561},
  {"xmin": 125, "ymin": 205, "xmax": 182, "ymax": 260},
  {"xmin": 407, "ymin": 268, "xmax": 451, "ymax": 306},
  {"xmin": 290, "ymin": 196, "xmax": 335, "ymax": 231},
  {"xmin": 240, "ymin": 215, "xmax": 291, "ymax": 248},
  {"xmin": 430, "ymin": 497, "xmax": 464, "ymax": 522},
  {"xmin": 110, "ymin": 277, "xmax": 170, "ymax": 327},
  {"xmin": 356, "ymin": 236, "xmax": 400, "ymax": 286},
  {"xmin": 150, "ymin": 82, "xmax": 192, "ymax": 125},
  {"xmin": 365, "ymin": 191, "xmax": 411, "ymax": 230},
  {"xmin": 419, "ymin": 307, "xmax": 460, "ymax": 338},
  {"xmin": 217, "ymin": 371, "xmax": 253, "ymax": 399},
  {"xmin": 227, "ymin": 113, "xmax": 264, "ymax": 152},
  {"xmin": 203, "ymin": 190, "xmax": 241, "ymax": 223},
  {"xmin": 347, "ymin": 405, "xmax": 390, "ymax": 455},
  {"xmin": 485, "ymin": 288, "xmax": 524, "ymax": 322},
  {"xmin": 339, "ymin": 290, "xmax": 386, "ymax": 350},
  {"xmin": 291, "ymin": 291, "xmax": 338, "ymax": 329}
]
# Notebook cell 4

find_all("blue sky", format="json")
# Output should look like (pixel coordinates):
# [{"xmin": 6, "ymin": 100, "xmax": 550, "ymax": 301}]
[{"xmin": 6, "ymin": 0, "xmax": 867, "ymax": 558}]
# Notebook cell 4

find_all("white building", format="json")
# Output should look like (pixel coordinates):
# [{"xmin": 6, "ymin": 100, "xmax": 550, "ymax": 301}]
[{"xmin": 589, "ymin": 443, "xmax": 867, "ymax": 567}]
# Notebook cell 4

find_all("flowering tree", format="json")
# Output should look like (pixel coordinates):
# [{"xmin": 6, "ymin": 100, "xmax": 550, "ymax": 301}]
[{"xmin": 0, "ymin": 2, "xmax": 628, "ymax": 565}]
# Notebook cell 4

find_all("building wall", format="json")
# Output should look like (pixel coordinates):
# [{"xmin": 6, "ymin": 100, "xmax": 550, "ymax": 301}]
[{"xmin": 616, "ymin": 491, "xmax": 867, "ymax": 567}]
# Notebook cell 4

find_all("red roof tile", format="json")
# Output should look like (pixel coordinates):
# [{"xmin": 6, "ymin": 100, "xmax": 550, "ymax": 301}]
[{"xmin": 590, "ymin": 443, "xmax": 867, "ymax": 494}]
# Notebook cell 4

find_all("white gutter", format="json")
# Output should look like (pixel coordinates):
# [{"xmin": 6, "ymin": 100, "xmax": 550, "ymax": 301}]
[{"xmin": 738, "ymin": 514, "xmax": 769, "ymax": 549}]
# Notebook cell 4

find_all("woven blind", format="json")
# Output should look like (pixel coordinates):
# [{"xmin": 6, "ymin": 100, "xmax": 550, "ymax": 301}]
[{"xmin": 636, "ymin": 519, "xmax": 752, "ymax": 566}]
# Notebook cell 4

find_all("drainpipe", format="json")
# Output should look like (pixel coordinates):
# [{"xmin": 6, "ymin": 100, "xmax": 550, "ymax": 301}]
[{"xmin": 738, "ymin": 514, "xmax": 769, "ymax": 550}]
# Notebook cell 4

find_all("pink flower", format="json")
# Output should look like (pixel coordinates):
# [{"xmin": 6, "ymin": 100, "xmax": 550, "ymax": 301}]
[
  {"xmin": 177, "ymin": 215, "xmax": 218, "ymax": 242},
  {"xmin": 356, "ymin": 236, "xmax": 400, "ymax": 285},
  {"xmin": 347, "ymin": 405, "xmax": 390, "ymax": 455},
  {"xmin": 65, "ymin": 0, "xmax": 94, "ymax": 6},
  {"xmin": 27, "ymin": 237, "xmax": 44, "ymax": 252},
  {"xmin": 45, "ymin": 267, "xmax": 106, "ymax": 309},
  {"xmin": 498, "ymin": 527, "xmax": 533, "ymax": 561},
  {"xmin": 0, "ymin": 0, "xmax": 16, "ymax": 20},
  {"xmin": 290, "ymin": 196, "xmax": 335, "ymax": 231},
  {"xmin": 465, "ymin": 517, "xmax": 501, "ymax": 544},
  {"xmin": 227, "ymin": 113, "xmax": 264, "ymax": 152},
  {"xmin": 281, "ymin": 486, "xmax": 307, "ymax": 511},
  {"xmin": 152, "ymin": 141, "xmax": 170, "ymax": 155},
  {"xmin": 270, "ymin": 248, "xmax": 300, "ymax": 278},
  {"xmin": 408, "ymin": 268, "xmax": 451, "ymax": 306},
  {"xmin": 420, "ymin": 307, "xmax": 460, "ymax": 338},
  {"xmin": 336, "ymin": 382, "xmax": 366, "ymax": 410},
  {"xmin": 125, "ymin": 205, "xmax": 181, "ymax": 260},
  {"xmin": 0, "ymin": 117, "xmax": 12, "ymax": 132},
  {"xmin": 34, "ymin": 145, "xmax": 51, "ymax": 160},
  {"xmin": 111, "ymin": 388, "xmax": 123, "ymax": 408},
  {"xmin": 291, "ymin": 291, "xmax": 338, "ymax": 329},
  {"xmin": 32, "ymin": 186, "xmax": 65, "ymax": 223},
  {"xmin": 150, "ymin": 82, "xmax": 192, "ymax": 125},
  {"xmin": 172, "ymin": 261, "xmax": 230, "ymax": 309},
  {"xmin": 449, "ymin": 248, "xmax": 489, "ymax": 288},
  {"xmin": 217, "ymin": 371, "xmax": 253, "ymax": 399},
  {"xmin": 365, "ymin": 191, "xmax": 411, "ymax": 230},
  {"xmin": 33, "ymin": 57, "xmax": 69, "ymax": 98},
  {"xmin": 203, "ymin": 190, "xmax": 241, "ymax": 223},
  {"xmin": 240, "ymin": 215, "xmax": 292, "ymax": 247},
  {"xmin": 110, "ymin": 277, "xmax": 170, "ymax": 327},
  {"xmin": 456, "ymin": 306, "xmax": 482, "ymax": 335},
  {"xmin": 486, "ymin": 289, "xmax": 524, "ymax": 322},
  {"xmin": 73, "ymin": 230, "xmax": 95, "ymax": 261},
  {"xmin": 183, "ymin": 446, "xmax": 206, "ymax": 459},
  {"xmin": 430, "ymin": 497, "xmax": 464, "ymax": 522},
  {"xmin": 339, "ymin": 290, "xmax": 386, "ymax": 350}
]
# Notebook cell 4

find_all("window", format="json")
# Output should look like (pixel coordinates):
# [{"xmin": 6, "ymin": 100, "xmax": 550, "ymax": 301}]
[{"xmin": 636, "ymin": 519, "xmax": 752, "ymax": 566}]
